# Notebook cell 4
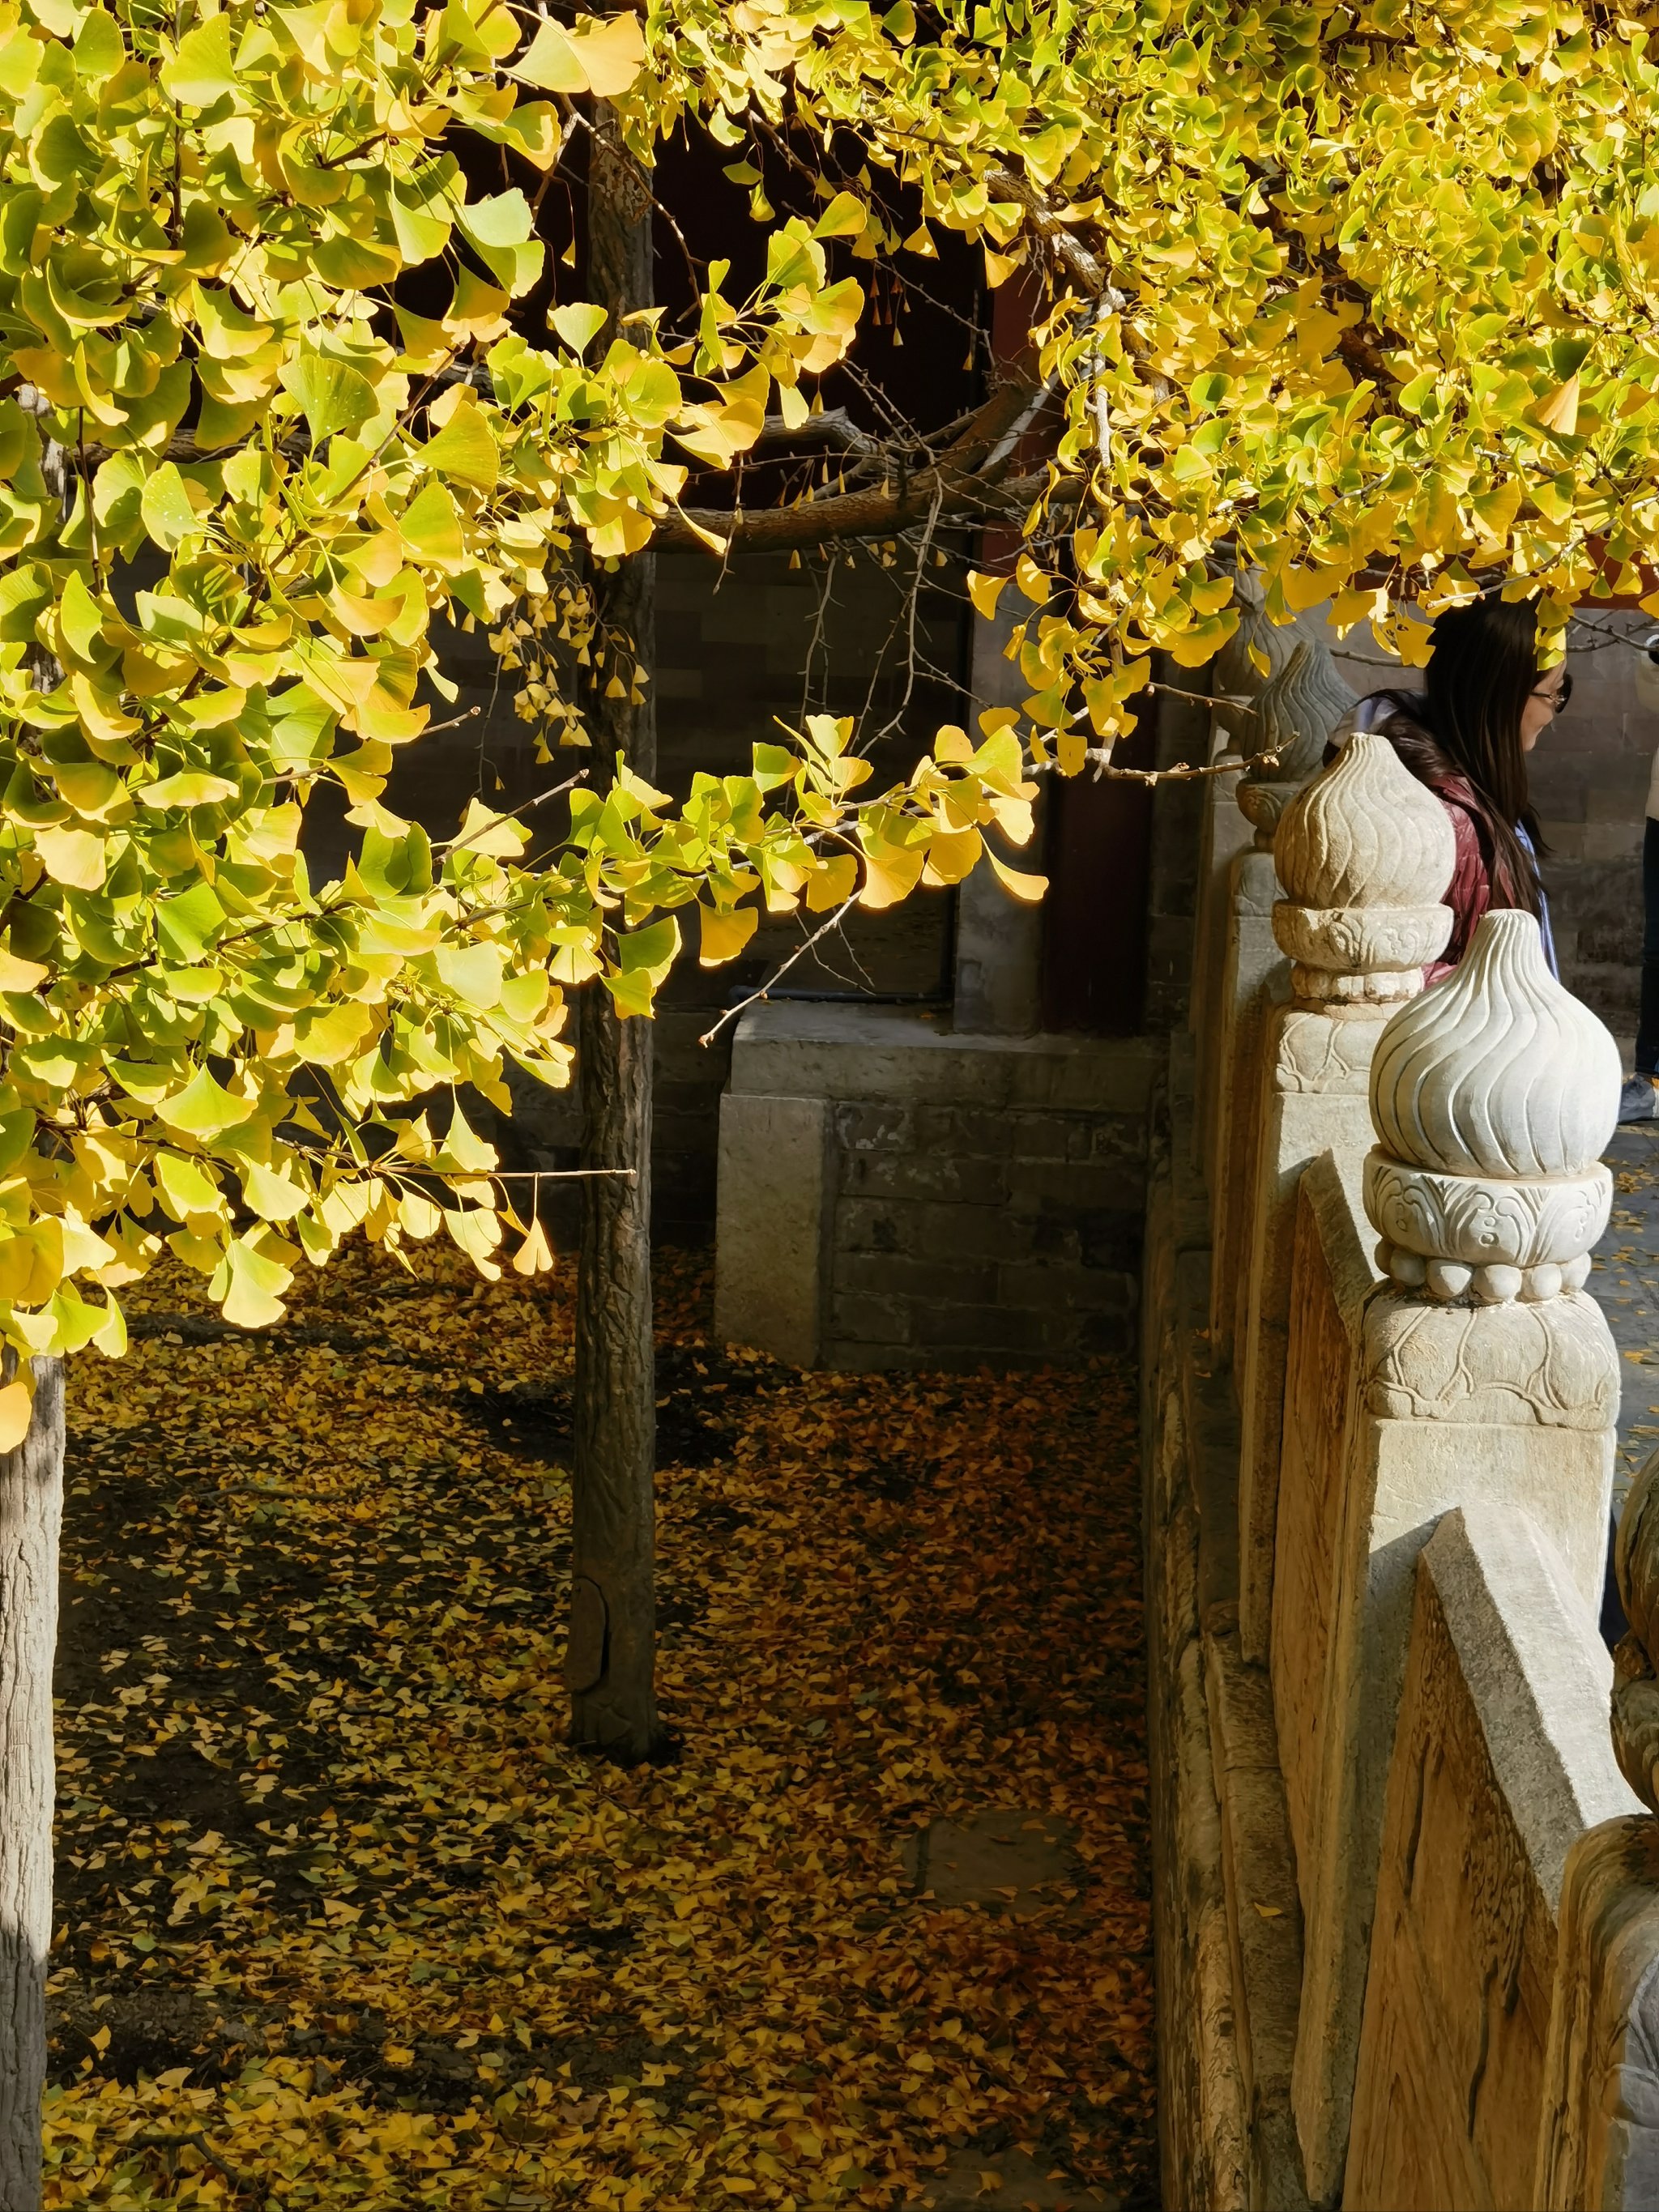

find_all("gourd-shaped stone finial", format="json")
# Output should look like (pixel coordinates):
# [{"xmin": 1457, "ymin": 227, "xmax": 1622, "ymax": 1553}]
[
  {"xmin": 1271, "ymin": 734, "xmax": 1455, "ymax": 1004},
  {"xmin": 1235, "ymin": 638, "xmax": 1356, "ymax": 850},
  {"xmin": 1614, "ymin": 1451, "xmax": 1659, "ymax": 1813},
  {"xmin": 1214, "ymin": 570, "xmax": 1294, "ymax": 699},
  {"xmin": 1364, "ymin": 910, "xmax": 1619, "ymax": 1303}
]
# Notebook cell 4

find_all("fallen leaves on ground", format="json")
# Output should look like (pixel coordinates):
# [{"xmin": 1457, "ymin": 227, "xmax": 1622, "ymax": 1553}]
[{"xmin": 45, "ymin": 1241, "xmax": 1155, "ymax": 2209}]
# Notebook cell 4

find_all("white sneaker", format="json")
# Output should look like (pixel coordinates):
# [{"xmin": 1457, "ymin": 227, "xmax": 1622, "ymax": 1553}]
[{"xmin": 1619, "ymin": 1076, "xmax": 1659, "ymax": 1123}]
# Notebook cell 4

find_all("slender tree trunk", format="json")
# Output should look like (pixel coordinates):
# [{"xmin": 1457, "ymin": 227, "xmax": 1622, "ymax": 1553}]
[
  {"xmin": 0, "ymin": 1357, "xmax": 63, "ymax": 2212},
  {"xmin": 566, "ymin": 109, "xmax": 662, "ymax": 1758},
  {"xmin": 1, "ymin": 416, "xmax": 70, "ymax": 2210}
]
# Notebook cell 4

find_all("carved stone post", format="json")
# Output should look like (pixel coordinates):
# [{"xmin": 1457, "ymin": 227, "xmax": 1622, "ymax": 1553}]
[
  {"xmin": 1234, "ymin": 734, "xmax": 1453, "ymax": 1662},
  {"xmin": 1291, "ymin": 909, "xmax": 1622, "ymax": 2202},
  {"xmin": 1207, "ymin": 637, "xmax": 1354, "ymax": 1354},
  {"xmin": 1188, "ymin": 579, "xmax": 1294, "ymax": 1135}
]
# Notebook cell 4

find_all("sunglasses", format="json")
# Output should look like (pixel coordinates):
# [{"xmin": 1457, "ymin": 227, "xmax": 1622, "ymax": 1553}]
[{"xmin": 1530, "ymin": 670, "xmax": 1573, "ymax": 712}]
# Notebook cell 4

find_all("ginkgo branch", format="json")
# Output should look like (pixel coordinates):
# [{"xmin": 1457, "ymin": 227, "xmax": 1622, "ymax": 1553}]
[
  {"xmin": 697, "ymin": 895, "xmax": 860, "ymax": 1048},
  {"xmin": 657, "ymin": 380, "xmax": 1037, "ymax": 553}
]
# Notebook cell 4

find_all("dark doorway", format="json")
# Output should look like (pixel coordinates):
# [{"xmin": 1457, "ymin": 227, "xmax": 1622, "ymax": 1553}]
[{"xmin": 1039, "ymin": 688, "xmax": 1158, "ymax": 1034}]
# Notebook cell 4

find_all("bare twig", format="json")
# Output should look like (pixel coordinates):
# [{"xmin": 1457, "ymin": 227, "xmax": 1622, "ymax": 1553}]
[
  {"xmin": 1145, "ymin": 682, "xmax": 1260, "ymax": 714},
  {"xmin": 868, "ymin": 484, "xmax": 946, "ymax": 748},
  {"xmin": 431, "ymin": 769, "xmax": 590, "ymax": 856},
  {"xmin": 420, "ymin": 705, "xmax": 484, "ymax": 739},
  {"xmin": 1028, "ymin": 743, "xmax": 1284, "ymax": 782},
  {"xmin": 697, "ymin": 896, "xmax": 859, "ymax": 1047},
  {"xmin": 471, "ymin": 1168, "xmax": 635, "ymax": 1180}
]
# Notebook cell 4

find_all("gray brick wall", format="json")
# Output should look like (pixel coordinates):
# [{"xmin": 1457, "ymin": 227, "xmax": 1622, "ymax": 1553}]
[
  {"xmin": 722, "ymin": 1005, "xmax": 1159, "ymax": 1370},
  {"xmin": 823, "ymin": 1096, "xmax": 1145, "ymax": 1365}
]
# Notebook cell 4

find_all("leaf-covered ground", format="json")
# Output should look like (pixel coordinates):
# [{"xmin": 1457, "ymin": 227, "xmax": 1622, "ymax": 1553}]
[{"xmin": 45, "ymin": 1243, "xmax": 1155, "ymax": 2209}]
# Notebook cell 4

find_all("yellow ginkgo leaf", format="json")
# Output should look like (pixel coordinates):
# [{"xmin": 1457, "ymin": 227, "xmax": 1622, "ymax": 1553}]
[
  {"xmin": 1534, "ymin": 374, "xmax": 1580, "ymax": 436},
  {"xmin": 32, "ymin": 827, "xmax": 106, "ymax": 891},
  {"xmin": 511, "ymin": 1220, "xmax": 555, "ymax": 1275},
  {"xmin": 698, "ymin": 905, "xmax": 759, "ymax": 967},
  {"xmin": 0, "ymin": 1379, "xmax": 31, "ymax": 1452},
  {"xmin": 990, "ymin": 852, "xmax": 1048, "ymax": 902}
]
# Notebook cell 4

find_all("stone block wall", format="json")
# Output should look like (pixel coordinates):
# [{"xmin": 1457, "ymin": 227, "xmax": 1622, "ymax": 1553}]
[
  {"xmin": 716, "ymin": 1004, "xmax": 1160, "ymax": 1370},
  {"xmin": 1529, "ymin": 612, "xmax": 1659, "ymax": 1039}
]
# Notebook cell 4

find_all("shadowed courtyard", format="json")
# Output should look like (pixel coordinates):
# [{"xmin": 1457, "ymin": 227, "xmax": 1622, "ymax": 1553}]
[{"xmin": 44, "ymin": 1248, "xmax": 1156, "ymax": 2211}]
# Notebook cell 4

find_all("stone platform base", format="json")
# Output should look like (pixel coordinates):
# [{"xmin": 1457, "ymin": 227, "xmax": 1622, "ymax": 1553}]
[
  {"xmin": 714, "ymin": 1004, "xmax": 1160, "ymax": 1370},
  {"xmin": 1141, "ymin": 1034, "xmax": 1311, "ymax": 2212}
]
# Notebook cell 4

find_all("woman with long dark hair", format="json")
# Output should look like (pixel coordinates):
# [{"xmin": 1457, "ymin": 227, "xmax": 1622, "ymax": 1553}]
[
  {"xmin": 1362, "ymin": 595, "xmax": 1635, "ymax": 1647},
  {"xmin": 1357, "ymin": 594, "xmax": 1567, "ymax": 983}
]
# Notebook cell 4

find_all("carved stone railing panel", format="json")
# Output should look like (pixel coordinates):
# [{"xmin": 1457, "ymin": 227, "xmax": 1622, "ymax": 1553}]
[
  {"xmin": 1537, "ymin": 1817, "xmax": 1659, "ymax": 2210},
  {"xmin": 1614, "ymin": 1447, "xmax": 1659, "ymax": 1813},
  {"xmin": 1534, "ymin": 1438, "xmax": 1659, "ymax": 2206},
  {"xmin": 1345, "ymin": 1507, "xmax": 1636, "ymax": 2212},
  {"xmin": 1284, "ymin": 909, "xmax": 1623, "ymax": 2202},
  {"xmin": 1274, "ymin": 1157, "xmax": 1371, "ymax": 1903},
  {"xmin": 1234, "ymin": 732, "xmax": 1452, "ymax": 1660}
]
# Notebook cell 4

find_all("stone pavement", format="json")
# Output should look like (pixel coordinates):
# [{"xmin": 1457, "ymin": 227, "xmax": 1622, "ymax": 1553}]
[
  {"xmin": 1593, "ymin": 1124, "xmax": 1659, "ymax": 1511},
  {"xmin": 901, "ymin": 1812, "xmax": 1124, "ymax": 2211}
]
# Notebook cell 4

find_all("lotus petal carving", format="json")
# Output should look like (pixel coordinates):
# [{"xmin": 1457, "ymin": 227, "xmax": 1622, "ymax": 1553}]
[{"xmin": 1364, "ymin": 1153, "xmax": 1613, "ymax": 1268}]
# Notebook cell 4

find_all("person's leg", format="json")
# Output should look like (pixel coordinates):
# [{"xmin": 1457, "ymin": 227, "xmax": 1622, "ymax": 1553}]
[
  {"xmin": 1620, "ymin": 817, "xmax": 1659, "ymax": 1119},
  {"xmin": 1640, "ymin": 815, "xmax": 1659, "ymax": 1076},
  {"xmin": 1603, "ymin": 1505, "xmax": 1631, "ymax": 1650}
]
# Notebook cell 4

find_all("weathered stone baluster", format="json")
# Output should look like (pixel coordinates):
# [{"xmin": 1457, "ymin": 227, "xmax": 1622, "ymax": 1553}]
[
  {"xmin": 1194, "ymin": 575, "xmax": 1300, "ymax": 1066},
  {"xmin": 1207, "ymin": 635, "xmax": 1354, "ymax": 1354},
  {"xmin": 1367, "ymin": 912, "xmax": 1619, "ymax": 1308},
  {"xmin": 1235, "ymin": 732, "xmax": 1454, "ymax": 1661},
  {"xmin": 1188, "ymin": 578, "xmax": 1296, "ymax": 1119},
  {"xmin": 1291, "ymin": 908, "xmax": 1622, "ymax": 2201}
]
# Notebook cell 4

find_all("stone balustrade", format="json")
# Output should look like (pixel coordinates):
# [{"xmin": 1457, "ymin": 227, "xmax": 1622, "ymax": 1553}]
[
  {"xmin": 1285, "ymin": 908, "xmax": 1623, "ymax": 2199},
  {"xmin": 1188, "ymin": 574, "xmax": 1299, "ymax": 1150},
  {"xmin": 1142, "ymin": 637, "xmax": 1658, "ymax": 2210}
]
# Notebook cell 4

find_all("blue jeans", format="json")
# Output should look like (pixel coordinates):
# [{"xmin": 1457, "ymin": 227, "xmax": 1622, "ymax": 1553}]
[{"xmin": 1638, "ymin": 817, "xmax": 1659, "ymax": 1076}]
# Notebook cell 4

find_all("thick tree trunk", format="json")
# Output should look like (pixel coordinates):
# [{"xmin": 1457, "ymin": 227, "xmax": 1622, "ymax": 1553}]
[
  {"xmin": 567, "ymin": 109, "xmax": 662, "ymax": 1759},
  {"xmin": 0, "ymin": 1357, "xmax": 62, "ymax": 2212}
]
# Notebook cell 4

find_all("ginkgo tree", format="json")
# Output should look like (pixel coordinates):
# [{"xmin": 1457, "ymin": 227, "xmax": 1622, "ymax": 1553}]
[
  {"xmin": 0, "ymin": 0, "xmax": 1052, "ymax": 2193},
  {"xmin": 2, "ymin": 0, "xmax": 1659, "ymax": 2188}
]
